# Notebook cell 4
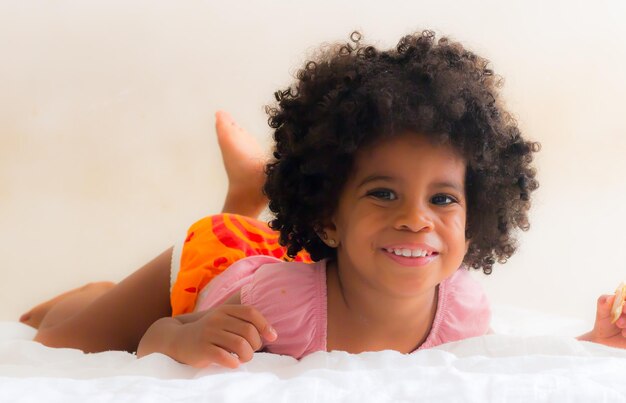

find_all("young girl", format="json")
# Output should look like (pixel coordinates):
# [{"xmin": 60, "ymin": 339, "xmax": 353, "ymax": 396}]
[{"xmin": 23, "ymin": 30, "xmax": 626, "ymax": 368}]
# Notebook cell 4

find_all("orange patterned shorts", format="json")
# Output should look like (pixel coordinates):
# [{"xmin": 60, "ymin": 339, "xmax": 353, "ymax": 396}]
[{"xmin": 170, "ymin": 213, "xmax": 312, "ymax": 316}]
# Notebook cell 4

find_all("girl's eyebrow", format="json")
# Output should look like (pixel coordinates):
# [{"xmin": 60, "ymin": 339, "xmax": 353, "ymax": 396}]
[
  {"xmin": 357, "ymin": 174, "xmax": 464, "ymax": 193},
  {"xmin": 433, "ymin": 181, "xmax": 465, "ymax": 193},
  {"xmin": 356, "ymin": 174, "xmax": 395, "ymax": 188}
]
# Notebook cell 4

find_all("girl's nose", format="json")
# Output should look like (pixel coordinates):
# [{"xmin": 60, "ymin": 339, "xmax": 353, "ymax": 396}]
[{"xmin": 393, "ymin": 202, "xmax": 435, "ymax": 232}]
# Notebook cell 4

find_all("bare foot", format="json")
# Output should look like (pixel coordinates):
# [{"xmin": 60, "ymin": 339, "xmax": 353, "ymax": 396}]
[
  {"xmin": 215, "ymin": 110, "xmax": 268, "ymax": 217},
  {"xmin": 19, "ymin": 281, "xmax": 115, "ymax": 329}
]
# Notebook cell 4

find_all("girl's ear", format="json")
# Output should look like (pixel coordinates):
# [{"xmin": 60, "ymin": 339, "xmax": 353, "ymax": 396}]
[{"xmin": 318, "ymin": 221, "xmax": 340, "ymax": 248}]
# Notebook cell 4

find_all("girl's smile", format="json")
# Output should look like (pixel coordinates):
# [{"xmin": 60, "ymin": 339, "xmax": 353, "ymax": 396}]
[{"xmin": 381, "ymin": 244, "xmax": 439, "ymax": 267}]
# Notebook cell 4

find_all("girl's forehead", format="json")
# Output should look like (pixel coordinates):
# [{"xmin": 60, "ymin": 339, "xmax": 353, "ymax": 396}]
[
  {"xmin": 355, "ymin": 133, "xmax": 465, "ymax": 167},
  {"xmin": 348, "ymin": 133, "xmax": 466, "ymax": 188}
]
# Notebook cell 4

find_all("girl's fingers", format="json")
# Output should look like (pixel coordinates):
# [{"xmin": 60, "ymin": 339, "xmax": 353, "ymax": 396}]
[
  {"xmin": 219, "ymin": 315, "xmax": 263, "ymax": 351},
  {"xmin": 184, "ymin": 343, "xmax": 240, "ymax": 369},
  {"xmin": 186, "ymin": 305, "xmax": 278, "ymax": 368},
  {"xmin": 204, "ymin": 345, "xmax": 240, "ymax": 369},
  {"xmin": 597, "ymin": 294, "xmax": 615, "ymax": 320},
  {"xmin": 210, "ymin": 330, "xmax": 256, "ymax": 363},
  {"xmin": 222, "ymin": 305, "xmax": 278, "ymax": 342}
]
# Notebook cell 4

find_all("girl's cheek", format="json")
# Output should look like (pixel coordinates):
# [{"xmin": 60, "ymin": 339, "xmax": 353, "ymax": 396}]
[
  {"xmin": 444, "ymin": 215, "xmax": 467, "ymax": 251},
  {"xmin": 445, "ymin": 212, "xmax": 466, "ymax": 233}
]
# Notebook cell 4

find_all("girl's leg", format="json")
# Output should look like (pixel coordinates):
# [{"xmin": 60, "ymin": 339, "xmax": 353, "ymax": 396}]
[
  {"xmin": 20, "ymin": 282, "xmax": 115, "ymax": 328},
  {"xmin": 216, "ymin": 110, "xmax": 267, "ymax": 217},
  {"xmin": 34, "ymin": 248, "xmax": 172, "ymax": 353},
  {"xmin": 21, "ymin": 111, "xmax": 269, "ymax": 353},
  {"xmin": 21, "ymin": 111, "xmax": 267, "ymax": 330}
]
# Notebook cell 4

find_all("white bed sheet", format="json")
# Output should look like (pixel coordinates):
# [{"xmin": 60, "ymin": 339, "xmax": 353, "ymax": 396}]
[{"xmin": 1, "ymin": 305, "xmax": 626, "ymax": 402}]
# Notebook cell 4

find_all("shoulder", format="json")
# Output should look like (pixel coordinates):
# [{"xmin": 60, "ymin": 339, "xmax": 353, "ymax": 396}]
[
  {"xmin": 194, "ymin": 255, "xmax": 284, "ymax": 311},
  {"xmin": 241, "ymin": 259, "xmax": 326, "ymax": 309},
  {"xmin": 420, "ymin": 268, "xmax": 491, "ymax": 349},
  {"xmin": 241, "ymin": 259, "xmax": 328, "ymax": 359},
  {"xmin": 444, "ymin": 268, "xmax": 490, "ymax": 306}
]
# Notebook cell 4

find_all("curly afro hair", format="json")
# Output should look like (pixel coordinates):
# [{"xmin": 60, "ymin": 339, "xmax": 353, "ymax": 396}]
[{"xmin": 264, "ymin": 30, "xmax": 540, "ymax": 275}]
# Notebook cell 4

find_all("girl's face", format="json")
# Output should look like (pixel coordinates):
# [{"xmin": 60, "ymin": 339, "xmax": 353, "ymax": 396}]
[{"xmin": 324, "ymin": 133, "xmax": 468, "ymax": 298}]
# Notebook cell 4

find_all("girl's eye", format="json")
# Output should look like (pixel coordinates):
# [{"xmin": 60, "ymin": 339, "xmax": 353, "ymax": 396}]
[
  {"xmin": 431, "ymin": 194, "xmax": 456, "ymax": 205},
  {"xmin": 367, "ymin": 189, "xmax": 397, "ymax": 201}
]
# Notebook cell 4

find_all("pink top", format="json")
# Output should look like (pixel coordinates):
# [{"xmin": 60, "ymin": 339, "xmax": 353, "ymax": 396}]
[{"xmin": 194, "ymin": 256, "xmax": 491, "ymax": 359}]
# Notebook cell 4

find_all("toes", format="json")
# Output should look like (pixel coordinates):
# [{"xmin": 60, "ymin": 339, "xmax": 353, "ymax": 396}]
[
  {"xmin": 19, "ymin": 311, "xmax": 41, "ymax": 328},
  {"xmin": 215, "ymin": 111, "xmax": 242, "ymax": 148},
  {"xmin": 215, "ymin": 110, "xmax": 235, "ymax": 130}
]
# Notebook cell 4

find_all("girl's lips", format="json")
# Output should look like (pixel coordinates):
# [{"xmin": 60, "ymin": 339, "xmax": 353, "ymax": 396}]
[{"xmin": 382, "ymin": 248, "xmax": 439, "ymax": 267}]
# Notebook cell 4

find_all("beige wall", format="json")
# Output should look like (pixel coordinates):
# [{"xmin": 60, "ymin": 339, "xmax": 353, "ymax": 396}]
[{"xmin": 2, "ymin": 0, "xmax": 625, "ymax": 325}]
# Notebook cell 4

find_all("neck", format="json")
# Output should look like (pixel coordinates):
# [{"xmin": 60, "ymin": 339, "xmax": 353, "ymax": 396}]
[{"xmin": 326, "ymin": 258, "xmax": 438, "ymax": 351}]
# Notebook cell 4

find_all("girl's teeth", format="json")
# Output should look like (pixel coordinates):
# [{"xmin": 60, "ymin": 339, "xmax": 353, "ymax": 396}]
[{"xmin": 388, "ymin": 248, "xmax": 429, "ymax": 258}]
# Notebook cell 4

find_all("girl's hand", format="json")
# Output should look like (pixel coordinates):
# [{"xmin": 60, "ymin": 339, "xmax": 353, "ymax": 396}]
[
  {"xmin": 580, "ymin": 295, "xmax": 626, "ymax": 349},
  {"xmin": 171, "ymin": 304, "xmax": 277, "ymax": 368}
]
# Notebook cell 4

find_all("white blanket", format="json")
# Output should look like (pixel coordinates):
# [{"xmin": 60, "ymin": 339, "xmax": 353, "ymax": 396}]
[{"xmin": 1, "ymin": 306, "xmax": 626, "ymax": 402}]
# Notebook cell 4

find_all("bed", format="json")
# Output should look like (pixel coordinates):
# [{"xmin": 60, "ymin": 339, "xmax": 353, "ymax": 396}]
[{"xmin": 2, "ymin": 305, "xmax": 626, "ymax": 402}]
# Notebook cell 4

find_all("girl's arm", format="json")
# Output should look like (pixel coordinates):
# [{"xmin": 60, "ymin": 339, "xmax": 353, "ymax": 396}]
[{"xmin": 137, "ymin": 291, "xmax": 277, "ymax": 368}]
